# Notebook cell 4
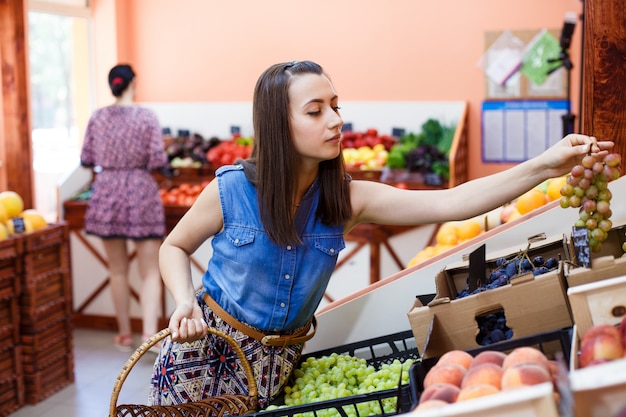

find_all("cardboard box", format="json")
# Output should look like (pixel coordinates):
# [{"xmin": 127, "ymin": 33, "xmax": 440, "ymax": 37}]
[
  {"xmin": 408, "ymin": 234, "xmax": 573, "ymax": 359},
  {"xmin": 407, "ymin": 382, "xmax": 559, "ymax": 417},
  {"xmin": 567, "ymin": 274, "xmax": 626, "ymax": 342},
  {"xmin": 566, "ymin": 255, "xmax": 626, "ymax": 288},
  {"xmin": 566, "ymin": 276, "xmax": 626, "ymax": 417}
]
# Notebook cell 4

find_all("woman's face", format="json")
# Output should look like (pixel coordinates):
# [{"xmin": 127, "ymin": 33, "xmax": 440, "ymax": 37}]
[{"xmin": 288, "ymin": 73, "xmax": 343, "ymax": 164}]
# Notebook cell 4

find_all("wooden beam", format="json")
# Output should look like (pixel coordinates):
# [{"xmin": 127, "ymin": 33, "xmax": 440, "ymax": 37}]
[
  {"xmin": 582, "ymin": 0, "xmax": 626, "ymax": 159},
  {"xmin": 0, "ymin": 0, "xmax": 34, "ymax": 207}
]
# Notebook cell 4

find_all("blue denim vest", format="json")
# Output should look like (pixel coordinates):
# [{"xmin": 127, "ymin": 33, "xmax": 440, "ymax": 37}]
[{"xmin": 202, "ymin": 165, "xmax": 346, "ymax": 332}]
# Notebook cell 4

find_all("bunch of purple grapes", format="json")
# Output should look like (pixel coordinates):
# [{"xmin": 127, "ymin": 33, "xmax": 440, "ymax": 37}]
[
  {"xmin": 476, "ymin": 310, "xmax": 513, "ymax": 346},
  {"xmin": 456, "ymin": 254, "xmax": 559, "ymax": 299},
  {"xmin": 559, "ymin": 152, "xmax": 622, "ymax": 253}
]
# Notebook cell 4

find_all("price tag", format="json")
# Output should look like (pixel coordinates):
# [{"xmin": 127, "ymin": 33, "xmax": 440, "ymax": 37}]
[
  {"xmin": 341, "ymin": 123, "xmax": 353, "ymax": 132},
  {"xmin": 230, "ymin": 125, "xmax": 240, "ymax": 135},
  {"xmin": 12, "ymin": 217, "xmax": 26, "ymax": 233},
  {"xmin": 571, "ymin": 226, "xmax": 591, "ymax": 268},
  {"xmin": 391, "ymin": 127, "xmax": 405, "ymax": 138},
  {"xmin": 468, "ymin": 244, "xmax": 486, "ymax": 292}
]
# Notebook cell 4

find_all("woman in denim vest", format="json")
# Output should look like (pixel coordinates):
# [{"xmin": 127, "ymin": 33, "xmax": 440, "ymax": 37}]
[{"xmin": 149, "ymin": 61, "xmax": 612, "ymax": 408}]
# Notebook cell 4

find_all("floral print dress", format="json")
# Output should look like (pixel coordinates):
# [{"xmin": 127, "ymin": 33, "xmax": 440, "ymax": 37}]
[{"xmin": 80, "ymin": 105, "xmax": 168, "ymax": 239}]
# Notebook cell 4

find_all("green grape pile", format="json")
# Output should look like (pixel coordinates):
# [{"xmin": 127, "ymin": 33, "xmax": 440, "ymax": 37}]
[
  {"xmin": 263, "ymin": 353, "xmax": 414, "ymax": 417},
  {"xmin": 559, "ymin": 152, "xmax": 622, "ymax": 253}
]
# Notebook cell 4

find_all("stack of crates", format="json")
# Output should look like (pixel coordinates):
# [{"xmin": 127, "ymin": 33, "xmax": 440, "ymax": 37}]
[
  {"xmin": 18, "ymin": 223, "xmax": 74, "ymax": 404},
  {"xmin": 0, "ymin": 236, "xmax": 24, "ymax": 416}
]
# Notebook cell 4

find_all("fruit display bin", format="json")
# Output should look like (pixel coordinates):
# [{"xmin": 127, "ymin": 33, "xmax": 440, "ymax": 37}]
[
  {"xmin": 407, "ymin": 326, "xmax": 573, "ymax": 403},
  {"xmin": 249, "ymin": 330, "xmax": 420, "ymax": 417}
]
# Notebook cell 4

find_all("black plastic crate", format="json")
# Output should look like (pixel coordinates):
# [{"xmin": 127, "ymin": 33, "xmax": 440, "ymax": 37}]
[
  {"xmin": 407, "ymin": 326, "xmax": 573, "ymax": 409},
  {"xmin": 252, "ymin": 330, "xmax": 420, "ymax": 417}
]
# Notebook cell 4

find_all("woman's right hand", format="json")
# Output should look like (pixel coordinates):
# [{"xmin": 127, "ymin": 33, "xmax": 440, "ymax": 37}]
[{"xmin": 168, "ymin": 302, "xmax": 209, "ymax": 343}]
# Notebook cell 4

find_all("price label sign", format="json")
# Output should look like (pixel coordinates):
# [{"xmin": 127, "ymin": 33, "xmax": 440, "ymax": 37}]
[{"xmin": 571, "ymin": 226, "xmax": 591, "ymax": 268}]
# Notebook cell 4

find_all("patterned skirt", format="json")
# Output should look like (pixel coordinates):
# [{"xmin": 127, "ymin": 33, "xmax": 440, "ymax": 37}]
[{"xmin": 148, "ymin": 297, "xmax": 303, "ymax": 409}]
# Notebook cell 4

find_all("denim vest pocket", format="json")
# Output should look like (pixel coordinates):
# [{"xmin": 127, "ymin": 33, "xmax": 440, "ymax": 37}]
[
  {"xmin": 225, "ymin": 228, "xmax": 255, "ymax": 247},
  {"xmin": 313, "ymin": 236, "xmax": 346, "ymax": 257}
]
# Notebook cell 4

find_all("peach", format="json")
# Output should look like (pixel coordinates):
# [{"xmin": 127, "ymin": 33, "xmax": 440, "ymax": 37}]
[
  {"xmin": 436, "ymin": 349, "xmax": 474, "ymax": 370},
  {"xmin": 502, "ymin": 346, "xmax": 550, "ymax": 371},
  {"xmin": 501, "ymin": 362, "xmax": 551, "ymax": 390},
  {"xmin": 420, "ymin": 383, "xmax": 460, "ymax": 404},
  {"xmin": 461, "ymin": 363, "xmax": 503, "ymax": 390},
  {"xmin": 581, "ymin": 323, "xmax": 621, "ymax": 347},
  {"xmin": 579, "ymin": 333, "xmax": 624, "ymax": 368},
  {"xmin": 415, "ymin": 399, "xmax": 448, "ymax": 411},
  {"xmin": 456, "ymin": 384, "xmax": 500, "ymax": 401},
  {"xmin": 423, "ymin": 363, "xmax": 467, "ymax": 389},
  {"xmin": 470, "ymin": 350, "xmax": 507, "ymax": 369}
]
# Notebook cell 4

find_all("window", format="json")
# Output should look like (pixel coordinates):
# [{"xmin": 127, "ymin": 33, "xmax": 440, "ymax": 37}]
[{"xmin": 28, "ymin": 1, "xmax": 92, "ymax": 220}]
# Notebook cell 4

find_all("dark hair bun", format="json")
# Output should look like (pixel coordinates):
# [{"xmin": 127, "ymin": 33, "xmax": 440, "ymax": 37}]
[{"xmin": 108, "ymin": 64, "xmax": 135, "ymax": 97}]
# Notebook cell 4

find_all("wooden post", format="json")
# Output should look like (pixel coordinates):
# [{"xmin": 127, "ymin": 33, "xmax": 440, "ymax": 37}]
[
  {"xmin": 0, "ymin": 0, "xmax": 34, "ymax": 207},
  {"xmin": 581, "ymin": 0, "xmax": 626, "ymax": 158}
]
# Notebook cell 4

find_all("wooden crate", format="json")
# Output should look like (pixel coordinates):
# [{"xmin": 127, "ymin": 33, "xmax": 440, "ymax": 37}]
[
  {"xmin": 20, "ymin": 297, "xmax": 72, "ymax": 333},
  {"xmin": 24, "ymin": 352, "xmax": 74, "ymax": 405},
  {"xmin": 19, "ymin": 271, "xmax": 72, "ymax": 321},
  {"xmin": 0, "ymin": 234, "xmax": 20, "ymax": 260},
  {"xmin": 20, "ymin": 316, "xmax": 73, "ymax": 355},
  {"xmin": 22, "ymin": 332, "xmax": 72, "ymax": 374},
  {"xmin": 0, "ymin": 375, "xmax": 24, "ymax": 417},
  {"xmin": 0, "ymin": 296, "xmax": 19, "ymax": 345},
  {"xmin": 0, "ymin": 336, "xmax": 21, "ymax": 382},
  {"xmin": 22, "ymin": 244, "xmax": 69, "ymax": 280},
  {"xmin": 19, "ymin": 223, "xmax": 69, "ymax": 254}
]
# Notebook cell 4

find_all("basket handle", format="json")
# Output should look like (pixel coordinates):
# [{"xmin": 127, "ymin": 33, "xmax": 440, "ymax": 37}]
[{"xmin": 108, "ymin": 327, "xmax": 259, "ymax": 417}]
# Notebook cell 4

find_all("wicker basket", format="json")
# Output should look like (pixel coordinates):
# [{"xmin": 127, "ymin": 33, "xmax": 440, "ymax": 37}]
[{"xmin": 109, "ymin": 328, "xmax": 259, "ymax": 417}]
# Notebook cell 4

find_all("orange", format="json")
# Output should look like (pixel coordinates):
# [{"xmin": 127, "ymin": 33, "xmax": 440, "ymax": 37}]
[
  {"xmin": 0, "ymin": 223, "xmax": 8, "ymax": 240},
  {"xmin": 20, "ymin": 209, "xmax": 48, "ymax": 230},
  {"xmin": 546, "ymin": 176, "xmax": 567, "ymax": 201},
  {"xmin": 0, "ymin": 191, "xmax": 24, "ymax": 218},
  {"xmin": 436, "ymin": 223, "xmax": 458, "ymax": 246},
  {"xmin": 457, "ymin": 220, "xmax": 483, "ymax": 241},
  {"xmin": 515, "ymin": 188, "xmax": 547, "ymax": 215}
]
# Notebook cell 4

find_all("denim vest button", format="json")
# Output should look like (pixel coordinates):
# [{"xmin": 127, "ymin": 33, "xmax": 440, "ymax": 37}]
[{"xmin": 285, "ymin": 274, "xmax": 290, "ymax": 279}]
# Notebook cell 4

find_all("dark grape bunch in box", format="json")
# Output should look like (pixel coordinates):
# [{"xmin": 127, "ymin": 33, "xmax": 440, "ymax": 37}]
[{"xmin": 457, "ymin": 253, "xmax": 559, "ymax": 299}]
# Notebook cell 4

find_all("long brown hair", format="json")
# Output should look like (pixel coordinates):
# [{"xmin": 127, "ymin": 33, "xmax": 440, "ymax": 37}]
[{"xmin": 248, "ymin": 61, "xmax": 351, "ymax": 246}]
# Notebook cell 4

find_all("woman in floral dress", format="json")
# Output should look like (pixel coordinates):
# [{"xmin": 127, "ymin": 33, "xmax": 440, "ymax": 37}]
[{"xmin": 81, "ymin": 64, "xmax": 168, "ymax": 351}]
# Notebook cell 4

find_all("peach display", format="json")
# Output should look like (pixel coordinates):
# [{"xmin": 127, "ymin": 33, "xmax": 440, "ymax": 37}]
[{"xmin": 418, "ymin": 346, "xmax": 558, "ymax": 409}]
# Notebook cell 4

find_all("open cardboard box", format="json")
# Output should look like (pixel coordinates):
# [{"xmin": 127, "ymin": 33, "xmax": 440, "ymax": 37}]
[
  {"xmin": 567, "ymin": 276, "xmax": 626, "ymax": 417},
  {"xmin": 566, "ymin": 222, "xmax": 626, "ymax": 285},
  {"xmin": 566, "ymin": 255, "xmax": 626, "ymax": 288},
  {"xmin": 408, "ymin": 234, "xmax": 573, "ymax": 359}
]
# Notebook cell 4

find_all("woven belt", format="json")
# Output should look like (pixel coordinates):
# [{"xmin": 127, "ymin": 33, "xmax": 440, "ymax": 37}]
[{"xmin": 202, "ymin": 292, "xmax": 316, "ymax": 346}]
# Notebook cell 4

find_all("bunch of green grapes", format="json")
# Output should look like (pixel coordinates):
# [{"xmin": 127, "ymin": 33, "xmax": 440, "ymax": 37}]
[
  {"xmin": 263, "ymin": 353, "xmax": 414, "ymax": 417},
  {"xmin": 560, "ymin": 152, "xmax": 622, "ymax": 253}
]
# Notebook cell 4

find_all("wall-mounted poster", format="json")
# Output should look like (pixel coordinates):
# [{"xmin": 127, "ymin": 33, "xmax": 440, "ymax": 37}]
[{"xmin": 482, "ymin": 99, "xmax": 568, "ymax": 163}]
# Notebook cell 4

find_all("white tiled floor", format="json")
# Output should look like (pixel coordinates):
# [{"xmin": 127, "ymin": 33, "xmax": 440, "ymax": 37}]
[{"xmin": 10, "ymin": 328, "xmax": 158, "ymax": 417}]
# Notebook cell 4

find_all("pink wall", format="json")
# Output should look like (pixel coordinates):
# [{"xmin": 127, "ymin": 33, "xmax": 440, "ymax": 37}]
[{"xmin": 92, "ymin": 0, "xmax": 583, "ymax": 180}]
